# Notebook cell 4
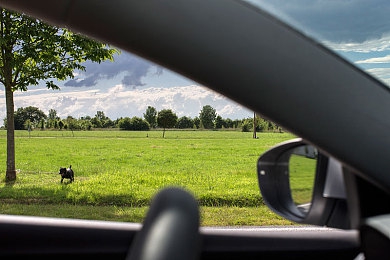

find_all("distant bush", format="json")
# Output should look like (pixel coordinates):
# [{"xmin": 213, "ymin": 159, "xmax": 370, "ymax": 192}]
[
  {"xmin": 118, "ymin": 117, "xmax": 150, "ymax": 131},
  {"xmin": 176, "ymin": 116, "xmax": 194, "ymax": 129},
  {"xmin": 131, "ymin": 117, "xmax": 150, "ymax": 131},
  {"xmin": 241, "ymin": 120, "xmax": 251, "ymax": 132}
]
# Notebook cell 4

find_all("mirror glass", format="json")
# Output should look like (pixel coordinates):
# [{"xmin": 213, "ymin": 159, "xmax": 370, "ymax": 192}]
[{"xmin": 289, "ymin": 145, "xmax": 317, "ymax": 212}]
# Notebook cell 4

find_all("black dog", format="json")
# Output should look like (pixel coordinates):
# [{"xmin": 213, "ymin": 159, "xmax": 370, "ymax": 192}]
[{"xmin": 59, "ymin": 165, "xmax": 74, "ymax": 183}]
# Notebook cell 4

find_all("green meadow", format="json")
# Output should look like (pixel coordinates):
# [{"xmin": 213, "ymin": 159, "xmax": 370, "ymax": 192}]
[
  {"xmin": 289, "ymin": 154, "xmax": 317, "ymax": 204},
  {"xmin": 0, "ymin": 130, "xmax": 307, "ymax": 226}
]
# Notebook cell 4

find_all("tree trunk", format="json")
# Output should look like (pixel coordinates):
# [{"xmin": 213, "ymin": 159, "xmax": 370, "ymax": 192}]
[
  {"xmin": 162, "ymin": 128, "xmax": 166, "ymax": 138},
  {"xmin": 253, "ymin": 112, "xmax": 257, "ymax": 139},
  {"xmin": 2, "ymin": 10, "xmax": 16, "ymax": 181},
  {"xmin": 5, "ymin": 85, "xmax": 16, "ymax": 181}
]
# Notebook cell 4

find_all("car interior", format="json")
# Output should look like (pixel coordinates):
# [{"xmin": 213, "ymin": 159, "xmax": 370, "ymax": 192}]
[{"xmin": 0, "ymin": 0, "xmax": 389, "ymax": 259}]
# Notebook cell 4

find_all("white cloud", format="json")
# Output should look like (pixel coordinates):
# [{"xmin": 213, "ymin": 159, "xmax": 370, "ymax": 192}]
[
  {"xmin": 323, "ymin": 34, "xmax": 390, "ymax": 53},
  {"xmin": 365, "ymin": 68, "xmax": 390, "ymax": 82},
  {"xmin": 356, "ymin": 55, "xmax": 390, "ymax": 64},
  {"xmin": 0, "ymin": 85, "xmax": 252, "ymax": 124},
  {"xmin": 217, "ymin": 104, "xmax": 248, "ymax": 118}
]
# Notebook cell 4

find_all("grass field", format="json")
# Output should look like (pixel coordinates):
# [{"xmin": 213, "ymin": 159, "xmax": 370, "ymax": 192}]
[
  {"xmin": 289, "ymin": 154, "xmax": 316, "ymax": 204},
  {"xmin": 0, "ymin": 129, "xmax": 301, "ymax": 226}
]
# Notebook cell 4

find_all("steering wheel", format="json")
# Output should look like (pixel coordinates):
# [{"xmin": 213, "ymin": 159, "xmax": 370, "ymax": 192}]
[{"xmin": 126, "ymin": 187, "xmax": 200, "ymax": 260}]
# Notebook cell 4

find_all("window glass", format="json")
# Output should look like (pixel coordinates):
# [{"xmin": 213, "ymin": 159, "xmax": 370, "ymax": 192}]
[{"xmin": 246, "ymin": 0, "xmax": 390, "ymax": 87}]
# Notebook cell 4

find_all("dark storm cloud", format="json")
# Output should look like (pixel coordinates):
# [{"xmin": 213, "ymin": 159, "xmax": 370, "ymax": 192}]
[
  {"xmin": 251, "ymin": 0, "xmax": 390, "ymax": 43},
  {"xmin": 64, "ymin": 51, "xmax": 162, "ymax": 87},
  {"xmin": 65, "ymin": 75, "xmax": 99, "ymax": 87},
  {"xmin": 120, "ymin": 64, "xmax": 149, "ymax": 87}
]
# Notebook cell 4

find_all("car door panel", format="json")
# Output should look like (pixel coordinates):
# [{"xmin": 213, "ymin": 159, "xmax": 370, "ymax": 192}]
[{"xmin": 0, "ymin": 215, "xmax": 359, "ymax": 259}]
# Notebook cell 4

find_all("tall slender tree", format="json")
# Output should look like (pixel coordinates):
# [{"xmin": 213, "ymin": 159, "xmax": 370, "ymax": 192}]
[
  {"xmin": 0, "ymin": 9, "xmax": 118, "ymax": 181},
  {"xmin": 157, "ymin": 109, "xmax": 178, "ymax": 138},
  {"xmin": 143, "ymin": 106, "xmax": 157, "ymax": 128}
]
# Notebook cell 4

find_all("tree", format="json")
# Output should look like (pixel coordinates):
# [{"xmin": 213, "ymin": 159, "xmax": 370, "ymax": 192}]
[
  {"xmin": 256, "ymin": 115, "xmax": 281, "ymax": 132},
  {"xmin": 24, "ymin": 119, "xmax": 32, "ymax": 133},
  {"xmin": 48, "ymin": 109, "xmax": 57, "ymax": 120},
  {"xmin": 78, "ymin": 117, "xmax": 93, "ymax": 130},
  {"xmin": 130, "ymin": 117, "xmax": 150, "ymax": 131},
  {"xmin": 199, "ymin": 105, "xmax": 216, "ymax": 129},
  {"xmin": 90, "ymin": 111, "xmax": 114, "ymax": 128},
  {"xmin": 241, "ymin": 119, "xmax": 251, "ymax": 132},
  {"xmin": 91, "ymin": 111, "xmax": 106, "ymax": 128},
  {"xmin": 90, "ymin": 117, "xmax": 102, "ymax": 128},
  {"xmin": 215, "ymin": 115, "xmax": 226, "ymax": 129},
  {"xmin": 118, "ymin": 117, "xmax": 132, "ymax": 130},
  {"xmin": 95, "ymin": 111, "xmax": 106, "ymax": 121},
  {"xmin": 58, "ymin": 120, "xmax": 64, "ymax": 130},
  {"xmin": 40, "ymin": 118, "xmax": 45, "ymax": 130},
  {"xmin": 232, "ymin": 119, "xmax": 242, "ymax": 129},
  {"xmin": 157, "ymin": 109, "xmax": 178, "ymax": 138},
  {"xmin": 65, "ymin": 116, "xmax": 78, "ymax": 132},
  {"xmin": 14, "ymin": 106, "xmax": 47, "ymax": 130},
  {"xmin": 118, "ymin": 116, "xmax": 150, "ymax": 131},
  {"xmin": 143, "ymin": 106, "xmax": 157, "ymax": 128},
  {"xmin": 102, "ymin": 118, "xmax": 114, "ymax": 128},
  {"xmin": 176, "ymin": 116, "xmax": 194, "ymax": 129},
  {"xmin": 193, "ymin": 117, "xmax": 201, "ymax": 129},
  {"xmin": 225, "ymin": 118, "xmax": 233, "ymax": 128},
  {"xmin": 0, "ymin": 9, "xmax": 118, "ymax": 181},
  {"xmin": 47, "ymin": 109, "xmax": 59, "ymax": 128}
]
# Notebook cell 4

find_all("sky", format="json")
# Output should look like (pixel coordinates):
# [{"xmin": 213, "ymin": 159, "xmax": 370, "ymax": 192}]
[
  {"xmin": 0, "ymin": 52, "xmax": 251, "ymax": 122},
  {"xmin": 1, "ymin": 0, "xmax": 390, "ymax": 122},
  {"xmin": 0, "ymin": 51, "xmax": 252, "ymax": 122},
  {"xmin": 251, "ymin": 0, "xmax": 390, "ymax": 85}
]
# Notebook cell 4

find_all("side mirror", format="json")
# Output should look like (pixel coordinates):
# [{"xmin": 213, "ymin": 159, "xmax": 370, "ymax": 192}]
[{"xmin": 257, "ymin": 138, "xmax": 350, "ymax": 229}]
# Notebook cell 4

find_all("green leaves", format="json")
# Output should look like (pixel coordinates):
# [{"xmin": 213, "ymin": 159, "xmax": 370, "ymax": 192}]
[
  {"xmin": 0, "ymin": 8, "xmax": 118, "ymax": 92},
  {"xmin": 143, "ymin": 106, "xmax": 158, "ymax": 128},
  {"xmin": 0, "ymin": 8, "xmax": 119, "ymax": 180},
  {"xmin": 157, "ymin": 109, "xmax": 178, "ymax": 138}
]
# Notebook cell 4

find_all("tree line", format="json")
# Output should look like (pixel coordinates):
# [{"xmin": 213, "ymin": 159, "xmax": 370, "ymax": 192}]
[{"xmin": 4, "ymin": 105, "xmax": 281, "ymax": 133}]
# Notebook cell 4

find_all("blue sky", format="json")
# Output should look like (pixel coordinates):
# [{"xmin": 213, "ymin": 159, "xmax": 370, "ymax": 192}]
[
  {"xmin": 1, "ymin": 0, "xmax": 390, "ymax": 122},
  {"xmin": 252, "ymin": 0, "xmax": 390, "ymax": 85}
]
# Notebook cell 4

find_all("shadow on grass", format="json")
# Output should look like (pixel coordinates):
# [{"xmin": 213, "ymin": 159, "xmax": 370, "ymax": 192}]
[
  {"xmin": 0, "ymin": 178, "xmax": 264, "ymax": 207},
  {"xmin": 0, "ymin": 183, "xmax": 152, "ymax": 207},
  {"xmin": 4, "ymin": 180, "xmax": 16, "ymax": 187}
]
